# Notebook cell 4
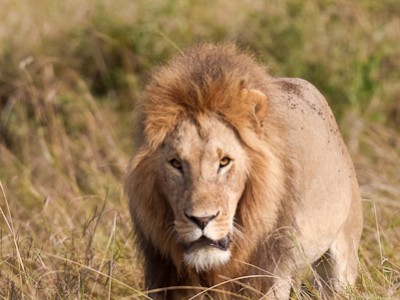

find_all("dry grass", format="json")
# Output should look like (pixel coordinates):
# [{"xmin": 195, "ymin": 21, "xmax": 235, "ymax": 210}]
[{"xmin": 0, "ymin": 0, "xmax": 399, "ymax": 298}]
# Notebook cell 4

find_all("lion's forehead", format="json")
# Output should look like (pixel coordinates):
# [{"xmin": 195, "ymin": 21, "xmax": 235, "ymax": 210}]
[{"xmin": 166, "ymin": 117, "xmax": 242, "ymax": 161}]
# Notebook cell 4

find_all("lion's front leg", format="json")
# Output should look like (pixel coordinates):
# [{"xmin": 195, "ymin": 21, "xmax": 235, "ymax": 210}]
[
  {"xmin": 141, "ymin": 242, "xmax": 182, "ymax": 300},
  {"xmin": 263, "ymin": 275, "xmax": 292, "ymax": 300}
]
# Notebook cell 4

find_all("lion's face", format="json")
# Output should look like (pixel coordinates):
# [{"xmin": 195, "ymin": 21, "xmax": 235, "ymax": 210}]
[{"xmin": 158, "ymin": 115, "xmax": 249, "ymax": 272}]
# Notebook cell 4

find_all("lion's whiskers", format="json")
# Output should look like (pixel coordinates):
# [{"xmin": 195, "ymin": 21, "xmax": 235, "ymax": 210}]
[
  {"xmin": 165, "ymin": 222, "xmax": 179, "ymax": 245},
  {"xmin": 231, "ymin": 223, "xmax": 246, "ymax": 250}
]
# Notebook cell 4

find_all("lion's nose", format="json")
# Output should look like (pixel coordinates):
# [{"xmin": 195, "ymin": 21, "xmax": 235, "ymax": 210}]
[{"xmin": 185, "ymin": 211, "xmax": 220, "ymax": 230}]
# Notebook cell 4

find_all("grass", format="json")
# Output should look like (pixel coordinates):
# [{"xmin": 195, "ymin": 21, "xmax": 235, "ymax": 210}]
[{"xmin": 0, "ymin": 0, "xmax": 399, "ymax": 298}]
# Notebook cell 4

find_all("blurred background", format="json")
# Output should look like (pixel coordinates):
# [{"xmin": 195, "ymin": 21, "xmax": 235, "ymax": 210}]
[{"xmin": 0, "ymin": 0, "xmax": 399, "ymax": 298}]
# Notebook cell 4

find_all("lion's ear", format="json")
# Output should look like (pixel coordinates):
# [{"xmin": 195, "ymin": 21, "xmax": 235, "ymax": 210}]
[{"xmin": 242, "ymin": 89, "xmax": 269, "ymax": 129}]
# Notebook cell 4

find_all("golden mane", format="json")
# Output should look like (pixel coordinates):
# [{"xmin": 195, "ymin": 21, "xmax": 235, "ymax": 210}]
[
  {"xmin": 125, "ymin": 43, "xmax": 295, "ymax": 296},
  {"xmin": 139, "ymin": 43, "xmax": 280, "ymax": 149}
]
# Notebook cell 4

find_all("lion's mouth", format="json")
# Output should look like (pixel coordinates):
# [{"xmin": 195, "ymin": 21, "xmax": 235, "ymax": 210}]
[{"xmin": 185, "ymin": 236, "xmax": 230, "ymax": 252}]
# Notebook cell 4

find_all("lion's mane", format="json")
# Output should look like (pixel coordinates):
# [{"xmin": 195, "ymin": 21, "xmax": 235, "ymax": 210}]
[{"xmin": 125, "ymin": 43, "xmax": 296, "ymax": 295}]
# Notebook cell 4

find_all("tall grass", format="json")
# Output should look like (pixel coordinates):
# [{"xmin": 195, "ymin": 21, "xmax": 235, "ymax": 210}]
[{"xmin": 0, "ymin": 0, "xmax": 399, "ymax": 298}]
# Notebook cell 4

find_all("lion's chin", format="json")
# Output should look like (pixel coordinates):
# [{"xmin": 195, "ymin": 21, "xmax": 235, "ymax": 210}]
[{"xmin": 183, "ymin": 236, "xmax": 231, "ymax": 272}]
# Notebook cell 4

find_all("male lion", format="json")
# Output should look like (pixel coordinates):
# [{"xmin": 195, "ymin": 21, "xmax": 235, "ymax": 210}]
[{"xmin": 125, "ymin": 43, "xmax": 363, "ymax": 299}]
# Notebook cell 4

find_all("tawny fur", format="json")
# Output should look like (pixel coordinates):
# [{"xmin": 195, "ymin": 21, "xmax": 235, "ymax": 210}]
[{"xmin": 125, "ymin": 43, "xmax": 363, "ymax": 299}]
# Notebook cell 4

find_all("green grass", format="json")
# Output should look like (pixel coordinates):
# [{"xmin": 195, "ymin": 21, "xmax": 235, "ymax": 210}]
[{"xmin": 0, "ymin": 0, "xmax": 399, "ymax": 298}]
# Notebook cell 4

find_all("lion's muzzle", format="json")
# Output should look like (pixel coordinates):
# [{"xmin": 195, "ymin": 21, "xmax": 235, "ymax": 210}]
[
  {"xmin": 183, "ymin": 234, "xmax": 232, "ymax": 271},
  {"xmin": 184, "ymin": 211, "xmax": 220, "ymax": 230},
  {"xmin": 185, "ymin": 235, "xmax": 230, "ymax": 253}
]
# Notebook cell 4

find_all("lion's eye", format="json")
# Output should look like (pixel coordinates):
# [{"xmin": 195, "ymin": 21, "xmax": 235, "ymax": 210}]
[
  {"xmin": 219, "ymin": 157, "xmax": 231, "ymax": 168},
  {"xmin": 169, "ymin": 159, "xmax": 182, "ymax": 170}
]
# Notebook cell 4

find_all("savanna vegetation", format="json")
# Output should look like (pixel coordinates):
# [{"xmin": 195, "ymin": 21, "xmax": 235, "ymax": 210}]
[{"xmin": 0, "ymin": 0, "xmax": 399, "ymax": 298}]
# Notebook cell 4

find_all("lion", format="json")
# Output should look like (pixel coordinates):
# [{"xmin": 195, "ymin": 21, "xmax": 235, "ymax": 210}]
[{"xmin": 125, "ymin": 43, "xmax": 363, "ymax": 299}]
